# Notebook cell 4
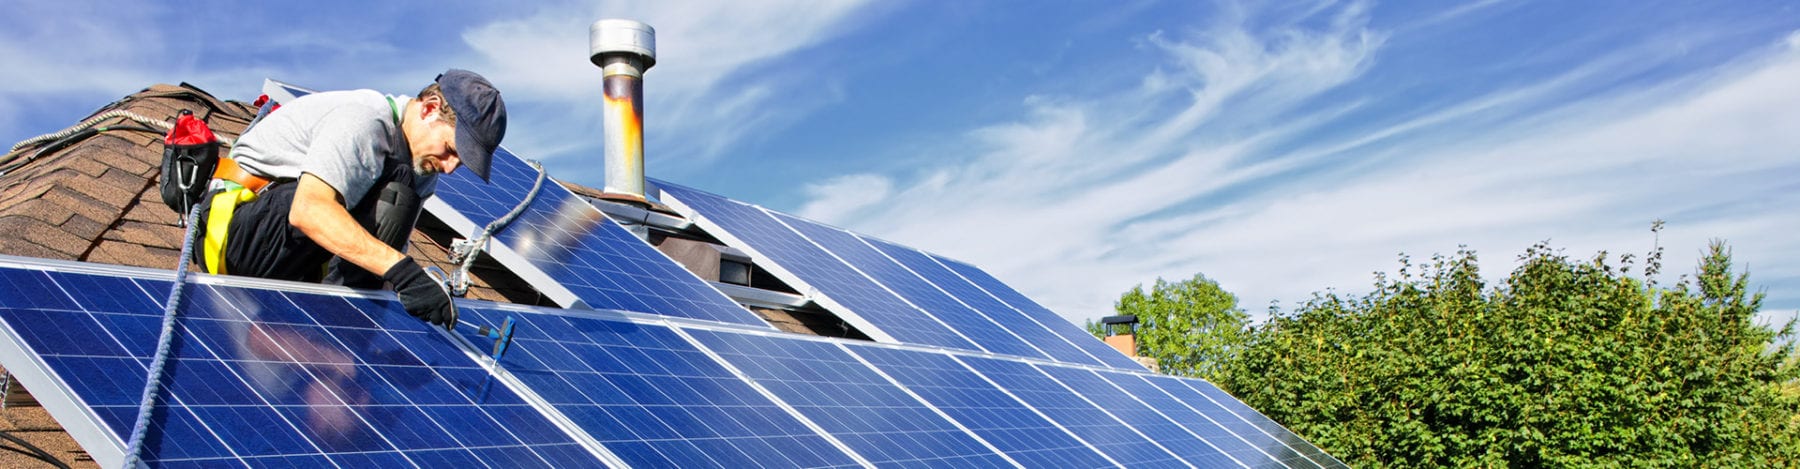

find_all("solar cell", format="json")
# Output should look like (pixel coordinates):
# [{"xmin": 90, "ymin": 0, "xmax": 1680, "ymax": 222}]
[
  {"xmin": 1096, "ymin": 372, "xmax": 1296, "ymax": 468},
  {"xmin": 933, "ymin": 256, "xmax": 1148, "ymax": 369},
  {"xmin": 430, "ymin": 148, "xmax": 770, "ymax": 328},
  {"xmin": 1141, "ymin": 376, "xmax": 1325, "ymax": 468},
  {"xmin": 771, "ymin": 212, "xmax": 1045, "ymax": 359},
  {"xmin": 655, "ymin": 181, "xmax": 979, "ymax": 351},
  {"xmin": 683, "ymin": 328, "xmax": 1014, "ymax": 467},
  {"xmin": 0, "ymin": 261, "xmax": 596, "ymax": 468},
  {"xmin": 956, "ymin": 356, "xmax": 1186, "ymax": 467},
  {"xmin": 451, "ymin": 306, "xmax": 860, "ymax": 468},
  {"xmin": 859, "ymin": 236, "xmax": 1109, "ymax": 367},
  {"xmin": 846, "ymin": 344, "xmax": 1116, "ymax": 467},
  {"xmin": 1180, "ymin": 378, "xmax": 1346, "ymax": 468},
  {"xmin": 1037, "ymin": 366, "xmax": 1242, "ymax": 467}
]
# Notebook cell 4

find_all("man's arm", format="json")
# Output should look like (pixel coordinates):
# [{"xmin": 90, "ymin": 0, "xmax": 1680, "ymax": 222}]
[
  {"xmin": 289, "ymin": 173, "xmax": 406, "ymax": 274},
  {"xmin": 290, "ymin": 173, "xmax": 456, "ymax": 328}
]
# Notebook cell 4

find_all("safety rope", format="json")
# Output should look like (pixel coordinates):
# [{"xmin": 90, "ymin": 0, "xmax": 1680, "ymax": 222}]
[
  {"xmin": 448, "ymin": 160, "xmax": 546, "ymax": 296},
  {"xmin": 1, "ymin": 110, "xmax": 236, "ymax": 177},
  {"xmin": 121, "ymin": 203, "xmax": 203, "ymax": 468}
]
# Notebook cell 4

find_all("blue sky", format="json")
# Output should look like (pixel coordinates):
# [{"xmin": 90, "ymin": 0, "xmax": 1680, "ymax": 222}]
[{"xmin": 4, "ymin": 1, "xmax": 1797, "ymax": 327}]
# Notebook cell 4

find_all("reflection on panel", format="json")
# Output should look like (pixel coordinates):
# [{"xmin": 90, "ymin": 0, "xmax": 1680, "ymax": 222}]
[
  {"xmin": 0, "ymin": 266, "xmax": 591, "ymax": 467},
  {"xmin": 685, "ymin": 329, "xmax": 1010, "ymax": 467},
  {"xmin": 432, "ymin": 150, "xmax": 768, "ymax": 327}
]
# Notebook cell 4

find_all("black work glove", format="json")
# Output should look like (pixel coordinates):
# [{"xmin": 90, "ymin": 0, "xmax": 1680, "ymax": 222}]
[{"xmin": 383, "ymin": 257, "xmax": 457, "ymax": 330}]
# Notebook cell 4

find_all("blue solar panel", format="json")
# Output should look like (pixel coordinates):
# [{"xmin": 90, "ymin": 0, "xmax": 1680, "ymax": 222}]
[
  {"xmin": 846, "ymin": 344, "xmax": 1116, "ymax": 467},
  {"xmin": 656, "ymin": 181, "xmax": 979, "ymax": 351},
  {"xmin": 1035, "ymin": 366, "xmax": 1241, "ymax": 467},
  {"xmin": 270, "ymin": 82, "xmax": 765, "ymax": 329},
  {"xmin": 956, "ymin": 356, "xmax": 1185, "ymax": 467},
  {"xmin": 770, "ymin": 212, "xmax": 1045, "ymax": 360},
  {"xmin": 430, "ymin": 149, "xmax": 768, "ymax": 328},
  {"xmin": 1179, "ymin": 377, "xmax": 1345, "ymax": 468},
  {"xmin": 860, "ymin": 236, "xmax": 1108, "ymax": 367},
  {"xmin": 0, "ymin": 264, "xmax": 594, "ymax": 467},
  {"xmin": 1100, "ymin": 372, "xmax": 1299, "ymax": 468},
  {"xmin": 683, "ymin": 328, "xmax": 1013, "ymax": 467},
  {"xmin": 933, "ymin": 256, "xmax": 1148, "ymax": 369},
  {"xmin": 451, "ymin": 306, "xmax": 860, "ymax": 468},
  {"xmin": 1144, "ymin": 377, "xmax": 1326, "ymax": 468}
]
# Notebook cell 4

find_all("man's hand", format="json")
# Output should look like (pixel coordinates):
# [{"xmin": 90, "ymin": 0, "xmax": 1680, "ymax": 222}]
[{"xmin": 382, "ymin": 257, "xmax": 457, "ymax": 329}]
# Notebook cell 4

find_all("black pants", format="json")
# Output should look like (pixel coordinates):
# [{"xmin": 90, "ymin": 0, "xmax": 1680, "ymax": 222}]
[{"xmin": 192, "ymin": 181, "xmax": 335, "ymax": 282}]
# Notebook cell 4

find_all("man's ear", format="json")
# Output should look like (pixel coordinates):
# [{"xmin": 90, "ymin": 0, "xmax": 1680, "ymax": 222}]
[{"xmin": 419, "ymin": 95, "xmax": 444, "ymax": 121}]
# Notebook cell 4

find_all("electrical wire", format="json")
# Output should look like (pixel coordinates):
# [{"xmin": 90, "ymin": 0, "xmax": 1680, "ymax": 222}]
[
  {"xmin": 448, "ymin": 159, "xmax": 546, "ymax": 295},
  {"xmin": 0, "ymin": 429, "xmax": 71, "ymax": 469},
  {"xmin": 121, "ymin": 203, "xmax": 202, "ymax": 468}
]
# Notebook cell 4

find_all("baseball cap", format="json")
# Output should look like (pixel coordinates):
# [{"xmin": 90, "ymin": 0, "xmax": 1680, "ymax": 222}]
[{"xmin": 436, "ymin": 69, "xmax": 506, "ymax": 182}]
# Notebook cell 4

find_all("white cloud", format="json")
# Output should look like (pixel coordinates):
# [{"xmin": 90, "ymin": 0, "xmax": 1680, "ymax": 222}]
[
  {"xmin": 797, "ymin": 174, "xmax": 893, "ymax": 223},
  {"xmin": 800, "ymin": 3, "xmax": 1800, "ymax": 328},
  {"xmin": 456, "ymin": 0, "xmax": 879, "ymax": 172}
]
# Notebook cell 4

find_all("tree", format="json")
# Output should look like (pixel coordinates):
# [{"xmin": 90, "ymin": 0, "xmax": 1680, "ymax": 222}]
[
  {"xmin": 1089, "ymin": 274, "xmax": 1250, "ymax": 380},
  {"xmin": 1218, "ymin": 242, "xmax": 1800, "ymax": 467}
]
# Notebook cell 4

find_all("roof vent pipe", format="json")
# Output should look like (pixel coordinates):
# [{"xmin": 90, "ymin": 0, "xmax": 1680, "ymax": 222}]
[{"xmin": 590, "ymin": 19, "xmax": 656, "ymax": 206}]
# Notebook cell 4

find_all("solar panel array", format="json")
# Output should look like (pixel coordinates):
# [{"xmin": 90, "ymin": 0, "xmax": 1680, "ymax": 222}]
[
  {"xmin": 0, "ymin": 79, "xmax": 1340, "ymax": 467},
  {"xmin": 0, "ymin": 262, "xmax": 595, "ymax": 467},
  {"xmin": 0, "ymin": 258, "xmax": 1342, "ymax": 467},
  {"xmin": 654, "ymin": 179, "xmax": 1145, "ymax": 369}
]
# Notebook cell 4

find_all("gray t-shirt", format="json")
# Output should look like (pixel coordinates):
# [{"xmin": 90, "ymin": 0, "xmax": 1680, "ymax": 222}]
[{"xmin": 230, "ymin": 89, "xmax": 434, "ymax": 207}]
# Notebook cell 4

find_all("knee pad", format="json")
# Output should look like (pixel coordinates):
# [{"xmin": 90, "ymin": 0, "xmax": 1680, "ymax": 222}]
[{"xmin": 372, "ymin": 181, "xmax": 421, "ymax": 250}]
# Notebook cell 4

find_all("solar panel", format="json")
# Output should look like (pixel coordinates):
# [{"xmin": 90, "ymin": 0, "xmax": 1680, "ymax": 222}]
[
  {"xmin": 1099, "ymin": 373, "xmax": 1301, "ymax": 468},
  {"xmin": 0, "ymin": 259, "xmax": 596, "ymax": 468},
  {"xmin": 845, "ymin": 344, "xmax": 1117, "ymax": 467},
  {"xmin": 859, "ymin": 236, "xmax": 1110, "ymax": 367},
  {"xmin": 933, "ymin": 256, "xmax": 1149, "ymax": 369},
  {"xmin": 655, "ymin": 181, "xmax": 979, "ymax": 351},
  {"xmin": 956, "ymin": 355, "xmax": 1186, "ymax": 467},
  {"xmin": 682, "ymin": 328, "xmax": 1014, "ymax": 467},
  {"xmin": 264, "ymin": 80, "xmax": 768, "ymax": 329},
  {"xmin": 769, "ymin": 212, "xmax": 1045, "ymax": 359},
  {"xmin": 1179, "ymin": 377, "xmax": 1345, "ymax": 468},
  {"xmin": 1035, "ymin": 366, "xmax": 1242, "ymax": 467},
  {"xmin": 450, "ymin": 306, "xmax": 860, "ymax": 468},
  {"xmin": 428, "ymin": 149, "xmax": 770, "ymax": 328}
]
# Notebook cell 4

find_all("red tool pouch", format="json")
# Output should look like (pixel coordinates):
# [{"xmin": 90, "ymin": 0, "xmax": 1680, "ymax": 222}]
[{"xmin": 158, "ymin": 110, "xmax": 220, "ymax": 220}]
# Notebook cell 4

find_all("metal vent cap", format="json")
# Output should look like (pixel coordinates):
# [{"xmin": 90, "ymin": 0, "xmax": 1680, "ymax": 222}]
[{"xmin": 590, "ymin": 19, "xmax": 656, "ymax": 68}]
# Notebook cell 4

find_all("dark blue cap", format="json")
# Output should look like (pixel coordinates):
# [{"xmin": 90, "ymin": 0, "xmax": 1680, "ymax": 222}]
[{"xmin": 436, "ymin": 69, "xmax": 506, "ymax": 182}]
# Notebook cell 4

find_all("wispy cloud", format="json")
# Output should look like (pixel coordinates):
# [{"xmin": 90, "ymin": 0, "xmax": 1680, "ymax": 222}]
[
  {"xmin": 797, "ymin": 3, "xmax": 1800, "ymax": 328},
  {"xmin": 456, "ymin": 0, "xmax": 880, "ymax": 180}
]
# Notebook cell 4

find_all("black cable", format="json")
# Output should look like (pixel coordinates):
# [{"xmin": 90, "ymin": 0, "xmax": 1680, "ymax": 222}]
[{"xmin": 0, "ymin": 429, "xmax": 71, "ymax": 469}]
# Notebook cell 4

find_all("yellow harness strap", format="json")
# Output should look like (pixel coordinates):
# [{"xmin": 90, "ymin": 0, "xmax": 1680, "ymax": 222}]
[{"xmin": 202, "ymin": 183, "xmax": 258, "ymax": 275}]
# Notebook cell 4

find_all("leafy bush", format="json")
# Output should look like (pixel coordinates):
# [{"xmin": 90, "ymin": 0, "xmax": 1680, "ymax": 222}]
[{"xmin": 1215, "ymin": 242, "xmax": 1800, "ymax": 467}]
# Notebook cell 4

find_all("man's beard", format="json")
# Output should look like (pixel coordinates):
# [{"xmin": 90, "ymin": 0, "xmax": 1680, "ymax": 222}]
[{"xmin": 413, "ymin": 156, "xmax": 438, "ymax": 177}]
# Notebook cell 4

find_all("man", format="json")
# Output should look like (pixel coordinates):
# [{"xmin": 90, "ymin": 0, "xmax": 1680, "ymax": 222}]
[{"xmin": 194, "ymin": 69, "xmax": 506, "ymax": 329}]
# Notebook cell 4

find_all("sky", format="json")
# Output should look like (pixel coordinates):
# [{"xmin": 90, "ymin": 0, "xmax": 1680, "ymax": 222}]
[{"xmin": 3, "ymin": 0, "xmax": 1797, "ymax": 328}]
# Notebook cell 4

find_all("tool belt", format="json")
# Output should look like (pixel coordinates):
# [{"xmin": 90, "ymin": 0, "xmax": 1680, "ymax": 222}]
[{"xmin": 200, "ymin": 157, "xmax": 273, "ymax": 275}]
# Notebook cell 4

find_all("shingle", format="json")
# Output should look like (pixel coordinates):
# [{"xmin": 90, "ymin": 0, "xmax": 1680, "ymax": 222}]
[
  {"xmin": 0, "ymin": 237, "xmax": 67, "ymax": 260},
  {"xmin": 0, "ymin": 217, "xmax": 91, "ymax": 258},
  {"xmin": 0, "ymin": 199, "xmax": 75, "ymax": 227},
  {"xmin": 101, "ymin": 220, "xmax": 183, "ymax": 251},
  {"xmin": 86, "ymin": 240, "xmax": 181, "ymax": 269},
  {"xmin": 38, "ymin": 186, "xmax": 115, "ymax": 233}
]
